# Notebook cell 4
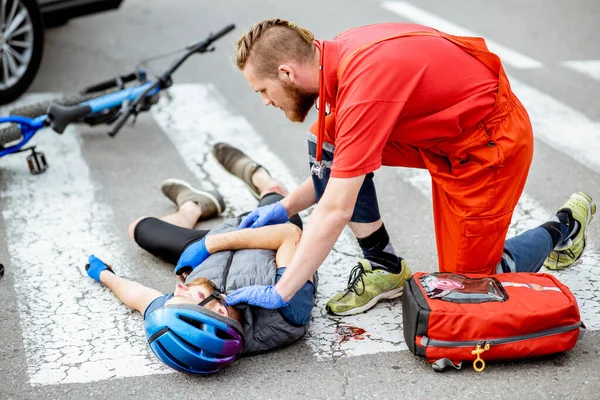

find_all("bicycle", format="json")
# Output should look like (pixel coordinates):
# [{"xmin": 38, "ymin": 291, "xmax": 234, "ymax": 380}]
[{"xmin": 0, "ymin": 24, "xmax": 235, "ymax": 174}]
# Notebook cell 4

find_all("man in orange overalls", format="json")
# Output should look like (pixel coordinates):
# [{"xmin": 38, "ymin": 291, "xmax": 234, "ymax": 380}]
[{"xmin": 220, "ymin": 19, "xmax": 596, "ymax": 315}]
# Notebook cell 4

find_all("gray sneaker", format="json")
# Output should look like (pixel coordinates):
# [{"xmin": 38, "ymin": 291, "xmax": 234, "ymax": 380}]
[
  {"xmin": 211, "ymin": 142, "xmax": 270, "ymax": 199},
  {"xmin": 160, "ymin": 178, "xmax": 225, "ymax": 220}
]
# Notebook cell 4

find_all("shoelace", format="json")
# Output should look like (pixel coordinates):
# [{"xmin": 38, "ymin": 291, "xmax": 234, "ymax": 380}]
[{"xmin": 344, "ymin": 263, "xmax": 371, "ymax": 296}]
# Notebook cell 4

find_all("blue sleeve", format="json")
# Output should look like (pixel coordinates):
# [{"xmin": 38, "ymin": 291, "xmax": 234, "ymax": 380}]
[
  {"xmin": 276, "ymin": 268, "xmax": 316, "ymax": 326},
  {"xmin": 143, "ymin": 293, "xmax": 174, "ymax": 319}
]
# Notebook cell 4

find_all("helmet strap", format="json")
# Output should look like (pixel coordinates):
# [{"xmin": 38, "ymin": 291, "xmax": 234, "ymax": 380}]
[{"xmin": 198, "ymin": 290, "xmax": 226, "ymax": 307}]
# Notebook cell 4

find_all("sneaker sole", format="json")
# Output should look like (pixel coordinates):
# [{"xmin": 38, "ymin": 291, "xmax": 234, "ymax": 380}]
[
  {"xmin": 327, "ymin": 287, "xmax": 404, "ymax": 316},
  {"xmin": 211, "ymin": 145, "xmax": 263, "ymax": 199},
  {"xmin": 545, "ymin": 191, "xmax": 596, "ymax": 270},
  {"xmin": 161, "ymin": 178, "xmax": 224, "ymax": 215}
]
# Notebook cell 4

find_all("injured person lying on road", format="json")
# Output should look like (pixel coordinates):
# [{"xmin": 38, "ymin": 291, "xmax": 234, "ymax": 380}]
[{"xmin": 85, "ymin": 142, "xmax": 317, "ymax": 374}]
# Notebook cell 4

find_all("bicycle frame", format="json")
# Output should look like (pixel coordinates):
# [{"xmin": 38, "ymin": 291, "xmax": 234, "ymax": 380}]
[{"xmin": 0, "ymin": 115, "xmax": 47, "ymax": 157}]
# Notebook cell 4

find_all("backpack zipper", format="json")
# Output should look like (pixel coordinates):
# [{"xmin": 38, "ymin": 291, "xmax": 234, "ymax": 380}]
[{"xmin": 420, "ymin": 321, "xmax": 583, "ymax": 372}]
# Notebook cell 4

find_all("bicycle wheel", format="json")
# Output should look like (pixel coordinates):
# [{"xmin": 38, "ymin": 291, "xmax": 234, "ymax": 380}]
[{"xmin": 0, "ymin": 124, "xmax": 22, "ymax": 147}]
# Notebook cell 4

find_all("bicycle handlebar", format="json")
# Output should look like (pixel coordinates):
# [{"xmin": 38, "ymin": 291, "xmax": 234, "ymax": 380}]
[
  {"xmin": 107, "ymin": 23, "xmax": 235, "ymax": 138},
  {"xmin": 186, "ymin": 24, "xmax": 236, "ymax": 52},
  {"xmin": 108, "ymin": 108, "xmax": 134, "ymax": 137}
]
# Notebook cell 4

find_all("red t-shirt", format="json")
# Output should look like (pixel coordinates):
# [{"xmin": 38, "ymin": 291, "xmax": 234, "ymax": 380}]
[{"xmin": 311, "ymin": 23, "xmax": 499, "ymax": 178}]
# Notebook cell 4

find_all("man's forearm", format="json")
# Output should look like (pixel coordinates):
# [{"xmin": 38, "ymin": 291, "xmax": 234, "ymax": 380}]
[
  {"xmin": 280, "ymin": 176, "xmax": 316, "ymax": 216},
  {"xmin": 276, "ymin": 204, "xmax": 349, "ymax": 301},
  {"xmin": 205, "ymin": 224, "xmax": 301, "ymax": 267},
  {"xmin": 275, "ymin": 175, "xmax": 365, "ymax": 301},
  {"xmin": 101, "ymin": 271, "xmax": 163, "ymax": 314}
]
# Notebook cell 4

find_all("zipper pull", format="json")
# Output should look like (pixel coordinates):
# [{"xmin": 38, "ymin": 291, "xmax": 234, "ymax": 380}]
[{"xmin": 471, "ymin": 342, "xmax": 491, "ymax": 372}]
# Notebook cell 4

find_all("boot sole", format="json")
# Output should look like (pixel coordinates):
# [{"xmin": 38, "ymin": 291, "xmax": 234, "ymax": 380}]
[
  {"xmin": 161, "ymin": 178, "xmax": 224, "ymax": 215},
  {"xmin": 211, "ymin": 144, "xmax": 263, "ymax": 199},
  {"xmin": 327, "ymin": 286, "xmax": 404, "ymax": 316}
]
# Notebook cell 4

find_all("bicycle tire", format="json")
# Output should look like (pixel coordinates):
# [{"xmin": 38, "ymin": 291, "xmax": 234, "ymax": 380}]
[
  {"xmin": 0, "ymin": 124, "xmax": 23, "ymax": 147},
  {"xmin": 9, "ymin": 87, "xmax": 119, "ymax": 118}
]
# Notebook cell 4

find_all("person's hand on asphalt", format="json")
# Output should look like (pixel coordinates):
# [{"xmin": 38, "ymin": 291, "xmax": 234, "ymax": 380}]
[
  {"xmin": 224, "ymin": 285, "xmax": 289, "ymax": 309},
  {"xmin": 238, "ymin": 202, "xmax": 289, "ymax": 229},
  {"xmin": 86, "ymin": 255, "xmax": 114, "ymax": 283},
  {"xmin": 174, "ymin": 238, "xmax": 211, "ymax": 281}
]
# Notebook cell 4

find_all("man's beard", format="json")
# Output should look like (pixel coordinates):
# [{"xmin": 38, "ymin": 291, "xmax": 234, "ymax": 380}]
[{"xmin": 281, "ymin": 80, "xmax": 318, "ymax": 123}]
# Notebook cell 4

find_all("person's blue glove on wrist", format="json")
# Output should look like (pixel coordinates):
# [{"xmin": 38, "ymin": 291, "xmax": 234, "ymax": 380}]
[
  {"xmin": 238, "ymin": 202, "xmax": 289, "ymax": 230},
  {"xmin": 86, "ymin": 254, "xmax": 114, "ymax": 283},
  {"xmin": 174, "ymin": 238, "xmax": 210, "ymax": 278},
  {"xmin": 224, "ymin": 285, "xmax": 289, "ymax": 309}
]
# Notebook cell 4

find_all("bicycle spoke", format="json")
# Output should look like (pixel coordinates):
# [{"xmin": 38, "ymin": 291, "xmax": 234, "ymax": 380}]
[{"xmin": 4, "ymin": 7, "xmax": 27, "ymax": 38}]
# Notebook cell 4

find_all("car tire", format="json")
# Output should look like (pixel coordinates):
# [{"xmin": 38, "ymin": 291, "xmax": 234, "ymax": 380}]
[{"xmin": 0, "ymin": 0, "xmax": 44, "ymax": 105}]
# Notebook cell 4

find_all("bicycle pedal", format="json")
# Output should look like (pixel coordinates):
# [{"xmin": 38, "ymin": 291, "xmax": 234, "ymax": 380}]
[{"xmin": 27, "ymin": 150, "xmax": 48, "ymax": 175}]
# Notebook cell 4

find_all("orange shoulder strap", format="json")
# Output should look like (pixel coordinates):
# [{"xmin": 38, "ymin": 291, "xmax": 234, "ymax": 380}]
[{"xmin": 337, "ymin": 31, "xmax": 441, "ymax": 79}]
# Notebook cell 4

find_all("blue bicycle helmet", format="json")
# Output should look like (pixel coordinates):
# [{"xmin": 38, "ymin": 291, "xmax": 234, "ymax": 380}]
[{"xmin": 145, "ymin": 299, "xmax": 244, "ymax": 374}]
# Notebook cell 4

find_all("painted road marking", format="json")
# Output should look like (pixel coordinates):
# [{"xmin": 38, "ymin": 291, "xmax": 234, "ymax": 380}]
[
  {"xmin": 379, "ymin": 2, "xmax": 600, "ymax": 175},
  {"xmin": 510, "ymin": 79, "xmax": 600, "ymax": 175},
  {"xmin": 381, "ymin": 1, "xmax": 544, "ymax": 69},
  {"xmin": 561, "ymin": 60, "xmax": 600, "ymax": 81},
  {"xmin": 151, "ymin": 83, "xmax": 404, "ymax": 358},
  {"xmin": 398, "ymin": 169, "xmax": 600, "ymax": 329},
  {"xmin": 0, "ymin": 95, "xmax": 169, "ymax": 385}
]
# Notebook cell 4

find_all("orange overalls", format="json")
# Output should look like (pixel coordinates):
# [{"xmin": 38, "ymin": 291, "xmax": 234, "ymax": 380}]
[{"xmin": 312, "ymin": 30, "xmax": 534, "ymax": 275}]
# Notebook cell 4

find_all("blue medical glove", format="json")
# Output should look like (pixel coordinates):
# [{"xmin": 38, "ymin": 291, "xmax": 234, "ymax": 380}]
[
  {"xmin": 238, "ymin": 202, "xmax": 289, "ymax": 230},
  {"xmin": 175, "ymin": 238, "xmax": 210, "ymax": 278},
  {"xmin": 225, "ymin": 285, "xmax": 289, "ymax": 309},
  {"xmin": 86, "ymin": 254, "xmax": 114, "ymax": 283}
]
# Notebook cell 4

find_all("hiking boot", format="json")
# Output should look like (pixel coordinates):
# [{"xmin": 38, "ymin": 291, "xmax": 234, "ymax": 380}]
[
  {"xmin": 211, "ymin": 142, "xmax": 269, "ymax": 199},
  {"xmin": 544, "ymin": 192, "xmax": 596, "ymax": 270},
  {"xmin": 160, "ymin": 178, "xmax": 225, "ymax": 220},
  {"xmin": 326, "ymin": 259, "xmax": 412, "ymax": 316}
]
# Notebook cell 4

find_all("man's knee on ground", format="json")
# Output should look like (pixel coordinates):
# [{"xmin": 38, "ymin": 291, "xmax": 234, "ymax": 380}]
[{"xmin": 128, "ymin": 217, "xmax": 149, "ymax": 241}]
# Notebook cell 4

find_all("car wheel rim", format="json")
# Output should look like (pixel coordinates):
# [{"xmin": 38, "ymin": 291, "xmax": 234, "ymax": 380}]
[{"xmin": 0, "ymin": 0, "xmax": 34, "ymax": 90}]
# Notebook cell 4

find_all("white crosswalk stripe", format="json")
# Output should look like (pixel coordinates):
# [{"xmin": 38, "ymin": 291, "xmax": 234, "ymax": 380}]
[
  {"xmin": 381, "ymin": 1, "xmax": 544, "ymax": 69},
  {"xmin": 1, "ymin": 95, "xmax": 169, "ymax": 386},
  {"xmin": 561, "ymin": 60, "xmax": 600, "ymax": 81}
]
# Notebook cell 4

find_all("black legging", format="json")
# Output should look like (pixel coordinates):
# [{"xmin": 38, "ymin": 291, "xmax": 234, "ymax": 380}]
[{"xmin": 133, "ymin": 193, "xmax": 302, "ymax": 265}]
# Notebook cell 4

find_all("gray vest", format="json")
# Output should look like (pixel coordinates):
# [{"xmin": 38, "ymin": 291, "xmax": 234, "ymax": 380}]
[{"xmin": 186, "ymin": 217, "xmax": 316, "ymax": 355}]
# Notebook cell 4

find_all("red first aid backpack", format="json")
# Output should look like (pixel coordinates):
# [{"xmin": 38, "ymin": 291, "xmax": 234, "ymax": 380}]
[{"xmin": 403, "ymin": 272, "xmax": 584, "ymax": 372}]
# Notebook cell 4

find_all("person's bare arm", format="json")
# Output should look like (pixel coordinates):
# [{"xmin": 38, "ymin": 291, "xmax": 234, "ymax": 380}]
[
  {"xmin": 100, "ymin": 270, "xmax": 163, "ymax": 314},
  {"xmin": 205, "ymin": 223, "xmax": 302, "ymax": 268},
  {"xmin": 280, "ymin": 176, "xmax": 317, "ymax": 216},
  {"xmin": 275, "ymin": 175, "xmax": 365, "ymax": 301}
]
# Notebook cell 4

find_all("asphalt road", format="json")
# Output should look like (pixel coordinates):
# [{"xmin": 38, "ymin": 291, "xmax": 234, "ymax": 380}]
[{"xmin": 1, "ymin": 0, "xmax": 600, "ymax": 398}]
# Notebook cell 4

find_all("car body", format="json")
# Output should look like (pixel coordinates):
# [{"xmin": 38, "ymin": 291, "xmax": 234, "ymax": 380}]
[
  {"xmin": 0, "ymin": 0, "xmax": 123, "ymax": 105},
  {"xmin": 38, "ymin": 0, "xmax": 123, "ymax": 27}
]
